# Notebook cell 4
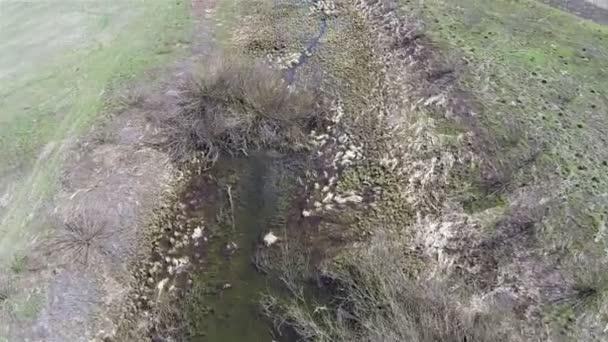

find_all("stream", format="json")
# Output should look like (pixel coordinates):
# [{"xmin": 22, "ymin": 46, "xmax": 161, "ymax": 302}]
[
  {"xmin": 153, "ymin": 3, "xmax": 330, "ymax": 340},
  {"xmin": 181, "ymin": 153, "xmax": 299, "ymax": 341},
  {"xmin": 285, "ymin": 16, "xmax": 328, "ymax": 84}
]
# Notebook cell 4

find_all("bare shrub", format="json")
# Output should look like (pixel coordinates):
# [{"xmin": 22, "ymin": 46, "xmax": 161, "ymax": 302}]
[
  {"xmin": 154, "ymin": 55, "xmax": 322, "ymax": 163},
  {"xmin": 264, "ymin": 231, "xmax": 524, "ymax": 342},
  {"xmin": 49, "ymin": 212, "xmax": 111, "ymax": 266},
  {"xmin": 254, "ymin": 241, "xmax": 311, "ymax": 300},
  {"xmin": 262, "ymin": 293, "xmax": 338, "ymax": 341}
]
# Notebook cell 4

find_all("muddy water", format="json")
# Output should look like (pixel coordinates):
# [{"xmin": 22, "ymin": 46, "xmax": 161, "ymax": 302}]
[
  {"xmin": 171, "ymin": 3, "xmax": 330, "ymax": 339},
  {"xmin": 181, "ymin": 152, "xmax": 300, "ymax": 341}
]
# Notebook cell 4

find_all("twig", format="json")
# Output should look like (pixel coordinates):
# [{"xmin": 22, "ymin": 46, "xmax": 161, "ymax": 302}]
[{"xmin": 226, "ymin": 185, "xmax": 236, "ymax": 232}]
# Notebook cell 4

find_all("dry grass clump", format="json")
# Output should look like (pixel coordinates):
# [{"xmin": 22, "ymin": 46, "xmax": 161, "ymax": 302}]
[
  {"xmin": 551, "ymin": 257, "xmax": 608, "ymax": 312},
  {"xmin": 263, "ymin": 231, "xmax": 523, "ymax": 342},
  {"xmin": 254, "ymin": 242, "xmax": 311, "ymax": 301},
  {"xmin": 156, "ymin": 56, "xmax": 322, "ymax": 163},
  {"xmin": 49, "ymin": 212, "xmax": 111, "ymax": 266},
  {"xmin": 0, "ymin": 279, "xmax": 14, "ymax": 306}
]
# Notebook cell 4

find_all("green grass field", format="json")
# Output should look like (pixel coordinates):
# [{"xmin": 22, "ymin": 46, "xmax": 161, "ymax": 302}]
[
  {"xmin": 0, "ymin": 0, "xmax": 192, "ymax": 263},
  {"xmin": 408, "ymin": 0, "xmax": 608, "ymax": 252},
  {"xmin": 404, "ymin": 0, "xmax": 608, "ymax": 336}
]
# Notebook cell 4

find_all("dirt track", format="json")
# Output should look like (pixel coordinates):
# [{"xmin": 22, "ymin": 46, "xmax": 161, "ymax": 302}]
[{"xmin": 543, "ymin": 0, "xmax": 608, "ymax": 23}]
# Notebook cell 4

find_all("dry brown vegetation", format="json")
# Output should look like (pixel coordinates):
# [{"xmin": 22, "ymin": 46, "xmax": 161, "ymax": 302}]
[
  {"xmin": 0, "ymin": 279, "xmax": 13, "ymax": 306},
  {"xmin": 250, "ymin": 0, "xmax": 608, "ymax": 340},
  {"xmin": 49, "ymin": 212, "xmax": 112, "ymax": 266},
  {"xmin": 150, "ymin": 56, "xmax": 323, "ymax": 164},
  {"xmin": 262, "ymin": 231, "xmax": 523, "ymax": 342},
  {"xmin": 255, "ymin": 242, "xmax": 312, "ymax": 301}
]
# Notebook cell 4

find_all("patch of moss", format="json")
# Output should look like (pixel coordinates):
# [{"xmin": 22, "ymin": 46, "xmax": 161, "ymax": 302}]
[
  {"xmin": 315, "ymin": 13, "xmax": 378, "ymax": 120},
  {"xmin": 237, "ymin": 1, "xmax": 319, "ymax": 57}
]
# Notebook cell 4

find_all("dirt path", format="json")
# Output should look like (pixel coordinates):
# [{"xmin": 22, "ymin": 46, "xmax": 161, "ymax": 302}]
[
  {"xmin": 542, "ymin": 0, "xmax": 608, "ymax": 23},
  {"xmin": 191, "ymin": 0, "xmax": 219, "ymax": 54}
]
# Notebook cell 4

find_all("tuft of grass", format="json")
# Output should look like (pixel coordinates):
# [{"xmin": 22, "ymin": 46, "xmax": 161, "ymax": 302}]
[
  {"xmin": 152, "ymin": 56, "xmax": 322, "ymax": 164},
  {"xmin": 49, "ymin": 213, "xmax": 110, "ymax": 266},
  {"xmin": 545, "ymin": 257, "xmax": 608, "ymax": 338},
  {"xmin": 551, "ymin": 258, "xmax": 608, "ymax": 312},
  {"xmin": 11, "ymin": 293, "xmax": 43, "ymax": 321},
  {"xmin": 256, "ymin": 240, "xmax": 310, "ymax": 283},
  {"xmin": 8, "ymin": 254, "xmax": 26, "ymax": 274},
  {"xmin": 0, "ymin": 280, "xmax": 14, "ymax": 307}
]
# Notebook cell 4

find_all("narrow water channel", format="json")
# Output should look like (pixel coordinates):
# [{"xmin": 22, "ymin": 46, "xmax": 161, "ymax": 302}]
[
  {"xmin": 181, "ymin": 153, "xmax": 300, "ymax": 341},
  {"xmin": 169, "ymin": 3, "xmax": 330, "ymax": 339},
  {"xmin": 285, "ymin": 16, "xmax": 327, "ymax": 84}
]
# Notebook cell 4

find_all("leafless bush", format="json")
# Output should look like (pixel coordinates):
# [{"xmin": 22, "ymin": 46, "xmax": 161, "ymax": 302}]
[
  {"xmin": 49, "ymin": 212, "xmax": 111, "ymax": 266},
  {"xmin": 155, "ymin": 56, "xmax": 322, "ymax": 163},
  {"xmin": 264, "ymin": 231, "xmax": 524, "ymax": 342},
  {"xmin": 263, "ymin": 294, "xmax": 338, "ymax": 341},
  {"xmin": 254, "ymin": 241, "xmax": 311, "ymax": 301}
]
